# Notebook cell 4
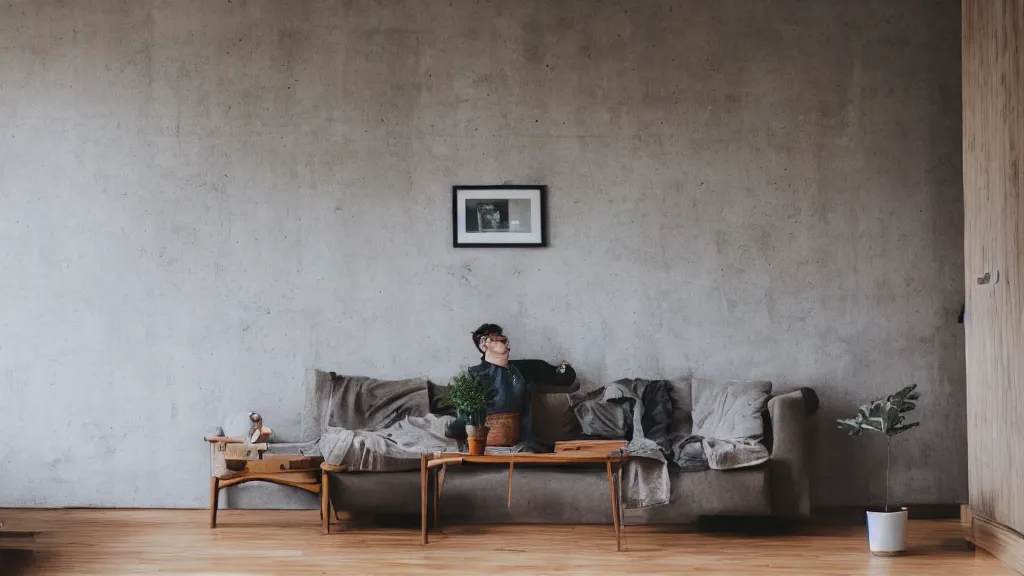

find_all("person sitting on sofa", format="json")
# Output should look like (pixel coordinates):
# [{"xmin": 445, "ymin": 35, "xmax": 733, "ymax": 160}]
[{"xmin": 445, "ymin": 323, "xmax": 550, "ymax": 452}]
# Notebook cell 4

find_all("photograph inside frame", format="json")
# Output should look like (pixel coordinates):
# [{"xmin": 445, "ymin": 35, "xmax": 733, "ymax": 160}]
[{"xmin": 465, "ymin": 198, "xmax": 532, "ymax": 234}]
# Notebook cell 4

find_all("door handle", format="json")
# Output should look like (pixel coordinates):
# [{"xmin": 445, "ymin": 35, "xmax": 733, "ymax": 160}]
[{"xmin": 977, "ymin": 271, "xmax": 1000, "ymax": 285}]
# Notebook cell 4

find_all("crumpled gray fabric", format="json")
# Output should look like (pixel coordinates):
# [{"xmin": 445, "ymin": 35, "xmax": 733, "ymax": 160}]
[
  {"xmin": 702, "ymin": 437, "xmax": 768, "ymax": 469},
  {"xmin": 670, "ymin": 434, "xmax": 709, "ymax": 471},
  {"xmin": 314, "ymin": 414, "xmax": 457, "ymax": 471},
  {"xmin": 319, "ymin": 373, "xmax": 431, "ymax": 430},
  {"xmin": 572, "ymin": 386, "xmax": 632, "ymax": 437},
  {"xmin": 291, "ymin": 371, "xmax": 458, "ymax": 471},
  {"xmin": 575, "ymin": 379, "xmax": 671, "ymax": 509},
  {"xmin": 668, "ymin": 435, "xmax": 768, "ymax": 471},
  {"xmin": 575, "ymin": 378, "xmax": 771, "ymax": 509}
]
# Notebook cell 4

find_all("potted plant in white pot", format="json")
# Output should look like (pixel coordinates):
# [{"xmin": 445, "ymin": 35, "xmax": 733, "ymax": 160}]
[
  {"xmin": 445, "ymin": 370, "xmax": 493, "ymax": 456},
  {"xmin": 837, "ymin": 384, "xmax": 921, "ymax": 555}
]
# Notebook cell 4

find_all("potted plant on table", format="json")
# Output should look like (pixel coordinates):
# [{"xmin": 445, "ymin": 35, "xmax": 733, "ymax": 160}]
[
  {"xmin": 837, "ymin": 384, "xmax": 921, "ymax": 555},
  {"xmin": 445, "ymin": 370, "xmax": 494, "ymax": 456}
]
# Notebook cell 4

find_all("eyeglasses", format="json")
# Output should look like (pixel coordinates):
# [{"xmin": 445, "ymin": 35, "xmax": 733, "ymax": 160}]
[{"xmin": 484, "ymin": 334, "xmax": 508, "ymax": 343}]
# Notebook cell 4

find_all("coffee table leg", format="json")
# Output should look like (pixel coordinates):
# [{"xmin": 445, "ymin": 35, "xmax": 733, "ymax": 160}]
[
  {"xmin": 420, "ymin": 453, "xmax": 429, "ymax": 545},
  {"xmin": 617, "ymin": 462, "xmax": 624, "ymax": 549},
  {"xmin": 606, "ymin": 461, "xmax": 621, "ymax": 551},
  {"xmin": 438, "ymin": 464, "xmax": 447, "ymax": 499},
  {"xmin": 321, "ymin": 469, "xmax": 330, "ymax": 535},
  {"xmin": 209, "ymin": 476, "xmax": 220, "ymax": 529},
  {"xmin": 507, "ymin": 462, "xmax": 514, "ymax": 509}
]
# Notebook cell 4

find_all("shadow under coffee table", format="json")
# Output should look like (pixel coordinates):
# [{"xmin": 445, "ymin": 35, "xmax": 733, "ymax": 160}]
[{"xmin": 420, "ymin": 450, "xmax": 630, "ymax": 551}]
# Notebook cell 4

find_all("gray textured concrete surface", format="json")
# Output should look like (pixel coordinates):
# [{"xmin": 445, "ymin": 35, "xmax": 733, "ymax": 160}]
[{"xmin": 0, "ymin": 0, "xmax": 964, "ymax": 508}]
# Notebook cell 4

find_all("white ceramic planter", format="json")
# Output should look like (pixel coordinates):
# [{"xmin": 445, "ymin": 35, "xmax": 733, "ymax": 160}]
[{"xmin": 866, "ymin": 508, "xmax": 908, "ymax": 555}]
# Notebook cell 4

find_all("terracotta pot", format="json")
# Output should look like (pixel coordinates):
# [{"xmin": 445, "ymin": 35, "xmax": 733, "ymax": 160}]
[{"xmin": 466, "ymin": 425, "xmax": 489, "ymax": 455}]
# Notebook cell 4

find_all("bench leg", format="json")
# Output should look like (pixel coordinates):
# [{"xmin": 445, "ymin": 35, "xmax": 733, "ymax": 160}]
[
  {"xmin": 209, "ymin": 476, "xmax": 220, "ymax": 529},
  {"xmin": 420, "ymin": 454, "xmax": 429, "ymax": 545}
]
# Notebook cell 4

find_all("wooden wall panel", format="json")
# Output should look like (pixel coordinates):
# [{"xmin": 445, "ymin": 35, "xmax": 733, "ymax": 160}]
[{"xmin": 964, "ymin": 0, "xmax": 1024, "ymax": 538}]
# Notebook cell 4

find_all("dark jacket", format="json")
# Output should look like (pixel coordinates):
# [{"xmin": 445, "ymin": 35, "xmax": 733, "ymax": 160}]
[
  {"xmin": 468, "ymin": 360, "xmax": 534, "ymax": 445},
  {"xmin": 442, "ymin": 359, "xmax": 577, "ymax": 451}
]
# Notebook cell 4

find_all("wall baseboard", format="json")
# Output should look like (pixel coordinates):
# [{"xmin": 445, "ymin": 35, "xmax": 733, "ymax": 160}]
[
  {"xmin": 961, "ymin": 504, "xmax": 972, "ymax": 525},
  {"xmin": 811, "ymin": 504, "xmax": 963, "ymax": 524},
  {"xmin": 971, "ymin": 511, "xmax": 1024, "ymax": 574}
]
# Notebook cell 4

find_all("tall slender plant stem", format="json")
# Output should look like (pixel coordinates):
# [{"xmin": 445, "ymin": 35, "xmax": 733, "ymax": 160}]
[{"xmin": 885, "ymin": 437, "xmax": 891, "ymax": 513}]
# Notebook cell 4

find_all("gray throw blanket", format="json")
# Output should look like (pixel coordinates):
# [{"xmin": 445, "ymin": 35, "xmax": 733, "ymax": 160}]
[
  {"xmin": 574, "ymin": 379, "xmax": 770, "ymax": 509},
  {"xmin": 574, "ymin": 379, "xmax": 672, "ymax": 509},
  {"xmin": 294, "ymin": 372, "xmax": 457, "ymax": 471}
]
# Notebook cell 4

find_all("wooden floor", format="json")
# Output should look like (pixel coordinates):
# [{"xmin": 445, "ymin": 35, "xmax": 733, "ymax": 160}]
[{"xmin": 0, "ymin": 509, "xmax": 1015, "ymax": 575}]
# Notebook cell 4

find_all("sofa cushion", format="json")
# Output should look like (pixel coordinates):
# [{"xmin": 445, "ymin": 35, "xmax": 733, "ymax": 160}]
[
  {"xmin": 326, "ymin": 466, "xmax": 771, "ymax": 524},
  {"xmin": 630, "ymin": 466, "xmax": 772, "ymax": 524},
  {"xmin": 691, "ymin": 378, "xmax": 772, "ymax": 441},
  {"xmin": 327, "ymin": 471, "xmax": 424, "ymax": 515},
  {"xmin": 532, "ymin": 392, "xmax": 582, "ymax": 445}
]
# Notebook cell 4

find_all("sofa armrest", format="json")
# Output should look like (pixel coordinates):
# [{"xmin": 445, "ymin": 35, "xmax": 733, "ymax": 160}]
[{"xmin": 768, "ymin": 390, "xmax": 811, "ymax": 518}]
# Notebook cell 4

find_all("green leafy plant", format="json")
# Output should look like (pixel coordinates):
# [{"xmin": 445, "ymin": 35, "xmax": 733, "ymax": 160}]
[
  {"xmin": 444, "ymin": 370, "xmax": 493, "ymax": 427},
  {"xmin": 837, "ymin": 384, "xmax": 921, "ymax": 512}
]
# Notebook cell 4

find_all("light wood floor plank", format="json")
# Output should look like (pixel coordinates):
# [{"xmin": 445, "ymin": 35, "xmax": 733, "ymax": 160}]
[{"xmin": 0, "ymin": 509, "xmax": 1013, "ymax": 575}]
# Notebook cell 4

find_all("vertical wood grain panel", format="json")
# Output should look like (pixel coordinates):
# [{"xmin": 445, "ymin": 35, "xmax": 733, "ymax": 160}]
[{"xmin": 964, "ymin": 0, "xmax": 1024, "ymax": 535}]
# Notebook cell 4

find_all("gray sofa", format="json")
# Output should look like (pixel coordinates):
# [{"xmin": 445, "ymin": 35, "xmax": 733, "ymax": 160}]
[{"xmin": 323, "ymin": 384, "xmax": 814, "ymax": 525}]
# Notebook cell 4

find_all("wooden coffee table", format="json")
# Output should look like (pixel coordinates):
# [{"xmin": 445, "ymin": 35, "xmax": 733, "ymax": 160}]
[{"xmin": 420, "ymin": 450, "xmax": 629, "ymax": 550}]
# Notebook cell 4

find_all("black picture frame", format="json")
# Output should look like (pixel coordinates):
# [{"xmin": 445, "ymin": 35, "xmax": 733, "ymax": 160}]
[{"xmin": 452, "ymin": 185, "xmax": 548, "ymax": 248}]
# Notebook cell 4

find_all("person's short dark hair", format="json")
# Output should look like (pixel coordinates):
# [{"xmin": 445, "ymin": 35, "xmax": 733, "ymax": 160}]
[{"xmin": 472, "ymin": 323, "xmax": 503, "ymax": 352}]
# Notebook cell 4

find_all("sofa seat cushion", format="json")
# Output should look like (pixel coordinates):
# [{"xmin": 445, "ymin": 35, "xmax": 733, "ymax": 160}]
[
  {"xmin": 328, "ymin": 470, "xmax": 423, "ymax": 515},
  {"xmin": 630, "ymin": 466, "xmax": 771, "ymax": 524},
  {"xmin": 327, "ymin": 465, "xmax": 771, "ymax": 525},
  {"xmin": 328, "ymin": 466, "xmax": 617, "ymax": 524}
]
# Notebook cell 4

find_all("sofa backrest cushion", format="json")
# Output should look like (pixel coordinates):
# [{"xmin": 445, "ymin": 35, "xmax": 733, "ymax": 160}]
[
  {"xmin": 531, "ymin": 392, "xmax": 583, "ymax": 445},
  {"xmin": 691, "ymin": 378, "xmax": 772, "ymax": 441}
]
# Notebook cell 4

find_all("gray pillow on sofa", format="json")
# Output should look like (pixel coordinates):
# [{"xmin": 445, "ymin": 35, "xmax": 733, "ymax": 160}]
[
  {"xmin": 532, "ymin": 392, "xmax": 583, "ymax": 445},
  {"xmin": 691, "ymin": 378, "xmax": 771, "ymax": 441}
]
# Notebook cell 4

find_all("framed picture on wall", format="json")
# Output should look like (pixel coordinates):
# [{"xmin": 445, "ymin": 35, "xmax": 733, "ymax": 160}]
[{"xmin": 452, "ymin": 185, "xmax": 547, "ymax": 248}]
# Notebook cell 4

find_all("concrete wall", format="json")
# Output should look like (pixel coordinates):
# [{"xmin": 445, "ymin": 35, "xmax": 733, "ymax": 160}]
[{"xmin": 0, "ymin": 0, "xmax": 964, "ymax": 508}]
